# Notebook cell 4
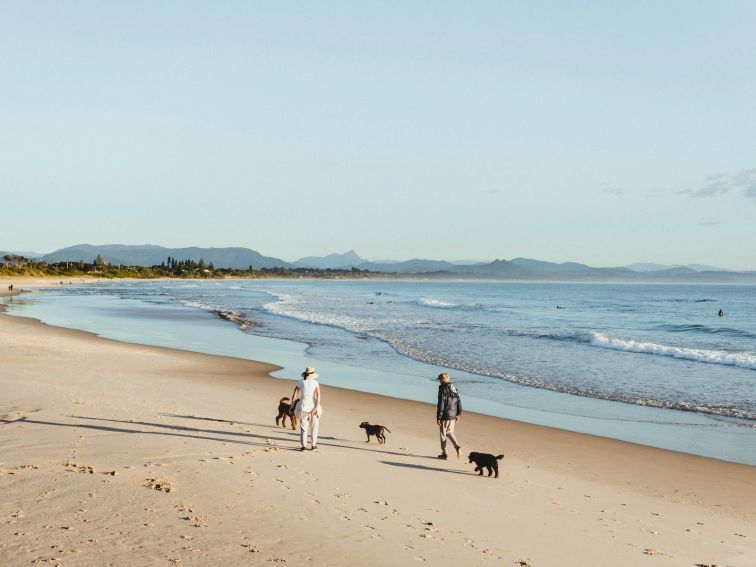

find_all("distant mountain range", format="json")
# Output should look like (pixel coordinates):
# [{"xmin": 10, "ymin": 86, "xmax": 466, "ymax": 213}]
[
  {"xmin": 39, "ymin": 244, "xmax": 290, "ymax": 270},
  {"xmin": 625, "ymin": 262, "xmax": 730, "ymax": 272},
  {"xmin": 1, "ymin": 250, "xmax": 45, "ymax": 259},
  {"xmin": 4, "ymin": 244, "xmax": 754, "ymax": 282}
]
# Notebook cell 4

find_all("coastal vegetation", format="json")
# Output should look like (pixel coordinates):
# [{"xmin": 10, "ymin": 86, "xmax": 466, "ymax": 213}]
[
  {"xmin": 3, "ymin": 251, "xmax": 755, "ymax": 283},
  {"xmin": 0, "ymin": 254, "xmax": 375, "ymax": 280}
]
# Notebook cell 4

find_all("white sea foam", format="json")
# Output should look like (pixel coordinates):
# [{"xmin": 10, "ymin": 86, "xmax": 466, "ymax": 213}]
[
  {"xmin": 590, "ymin": 332, "xmax": 756, "ymax": 370},
  {"xmin": 263, "ymin": 294, "xmax": 370, "ymax": 333},
  {"xmin": 181, "ymin": 299, "xmax": 218, "ymax": 311},
  {"xmin": 417, "ymin": 297, "xmax": 459, "ymax": 308}
]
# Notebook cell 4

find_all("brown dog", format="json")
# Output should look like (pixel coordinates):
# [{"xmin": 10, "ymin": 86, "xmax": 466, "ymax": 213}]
[
  {"xmin": 359, "ymin": 421, "xmax": 391, "ymax": 444},
  {"xmin": 276, "ymin": 397, "xmax": 298, "ymax": 430}
]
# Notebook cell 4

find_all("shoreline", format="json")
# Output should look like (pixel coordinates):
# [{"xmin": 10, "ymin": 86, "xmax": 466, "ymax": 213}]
[
  {"xmin": 5, "ymin": 279, "xmax": 756, "ymax": 467},
  {"xmin": 2, "ymin": 299, "xmax": 755, "ymax": 501},
  {"xmin": 5, "ymin": 280, "xmax": 755, "ymax": 467},
  {"xmin": 5, "ymin": 304, "xmax": 754, "ymax": 467},
  {"xmin": 1, "ymin": 295, "xmax": 755, "ymax": 565}
]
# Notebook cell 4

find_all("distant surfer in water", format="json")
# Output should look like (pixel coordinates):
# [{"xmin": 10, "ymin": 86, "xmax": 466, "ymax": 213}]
[{"xmin": 718, "ymin": 308, "xmax": 725, "ymax": 317}]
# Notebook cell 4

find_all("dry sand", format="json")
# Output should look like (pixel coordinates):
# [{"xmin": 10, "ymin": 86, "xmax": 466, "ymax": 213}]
[
  {"xmin": 0, "ymin": 277, "xmax": 108, "ymax": 298},
  {"xmin": 1, "ymin": 285, "xmax": 754, "ymax": 566}
]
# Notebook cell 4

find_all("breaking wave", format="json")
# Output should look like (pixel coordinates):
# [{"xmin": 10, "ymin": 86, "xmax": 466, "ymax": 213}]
[
  {"xmin": 589, "ymin": 332, "xmax": 756, "ymax": 370},
  {"xmin": 654, "ymin": 323, "xmax": 756, "ymax": 339},
  {"xmin": 417, "ymin": 297, "xmax": 460, "ymax": 309},
  {"xmin": 416, "ymin": 296, "xmax": 483, "ymax": 310},
  {"xmin": 496, "ymin": 328, "xmax": 756, "ymax": 371},
  {"xmin": 254, "ymin": 295, "xmax": 755, "ymax": 420},
  {"xmin": 380, "ymin": 337, "xmax": 756, "ymax": 421}
]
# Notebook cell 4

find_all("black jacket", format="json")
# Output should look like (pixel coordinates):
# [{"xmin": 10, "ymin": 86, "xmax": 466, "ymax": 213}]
[{"xmin": 437, "ymin": 382, "xmax": 462, "ymax": 420}]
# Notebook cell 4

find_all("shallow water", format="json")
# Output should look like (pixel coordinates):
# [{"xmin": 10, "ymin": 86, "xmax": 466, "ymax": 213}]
[{"xmin": 4, "ymin": 280, "xmax": 755, "ymax": 465}]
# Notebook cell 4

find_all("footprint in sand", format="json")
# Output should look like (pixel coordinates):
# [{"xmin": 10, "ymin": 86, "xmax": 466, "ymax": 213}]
[
  {"xmin": 144, "ymin": 478, "xmax": 174, "ymax": 492},
  {"xmin": 422, "ymin": 522, "xmax": 438, "ymax": 534},
  {"xmin": 2, "ymin": 464, "xmax": 40, "ymax": 476},
  {"xmin": 241, "ymin": 543, "xmax": 262, "ymax": 553},
  {"xmin": 179, "ymin": 514, "xmax": 208, "ymax": 528},
  {"xmin": 64, "ymin": 462, "xmax": 95, "ymax": 474}
]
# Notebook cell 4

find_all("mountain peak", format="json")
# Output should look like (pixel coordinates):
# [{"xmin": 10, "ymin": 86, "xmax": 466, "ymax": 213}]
[{"xmin": 294, "ymin": 250, "xmax": 365, "ymax": 269}]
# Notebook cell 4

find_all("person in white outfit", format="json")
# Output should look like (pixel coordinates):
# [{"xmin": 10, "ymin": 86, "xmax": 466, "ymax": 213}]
[{"xmin": 290, "ymin": 366, "xmax": 323, "ymax": 451}]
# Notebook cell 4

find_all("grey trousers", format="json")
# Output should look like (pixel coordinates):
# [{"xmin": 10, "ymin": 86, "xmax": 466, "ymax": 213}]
[{"xmin": 439, "ymin": 419, "xmax": 461, "ymax": 454}]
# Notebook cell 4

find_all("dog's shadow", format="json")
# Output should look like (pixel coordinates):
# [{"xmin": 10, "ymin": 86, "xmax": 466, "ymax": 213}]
[
  {"xmin": 157, "ymin": 413, "xmax": 447, "ymax": 459},
  {"xmin": 161, "ymin": 413, "xmax": 339, "ymax": 440},
  {"xmin": 380, "ymin": 460, "xmax": 474, "ymax": 476}
]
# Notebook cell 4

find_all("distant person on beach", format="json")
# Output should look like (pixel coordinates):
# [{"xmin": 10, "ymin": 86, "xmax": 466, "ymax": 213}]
[
  {"xmin": 718, "ymin": 308, "xmax": 725, "ymax": 317},
  {"xmin": 290, "ymin": 367, "xmax": 322, "ymax": 451},
  {"xmin": 436, "ymin": 372, "xmax": 463, "ymax": 460}
]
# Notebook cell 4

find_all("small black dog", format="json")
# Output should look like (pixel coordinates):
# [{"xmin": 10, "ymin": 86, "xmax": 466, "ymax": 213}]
[
  {"xmin": 468, "ymin": 452, "xmax": 504, "ymax": 478},
  {"xmin": 275, "ymin": 397, "xmax": 298, "ymax": 430},
  {"xmin": 359, "ymin": 421, "xmax": 391, "ymax": 444}
]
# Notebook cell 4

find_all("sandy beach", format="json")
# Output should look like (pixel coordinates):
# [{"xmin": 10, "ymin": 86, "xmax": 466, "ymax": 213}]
[{"xmin": 1, "ymin": 284, "xmax": 754, "ymax": 566}]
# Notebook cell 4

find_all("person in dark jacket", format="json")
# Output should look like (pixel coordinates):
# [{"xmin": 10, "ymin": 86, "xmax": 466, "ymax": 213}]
[{"xmin": 436, "ymin": 372, "xmax": 463, "ymax": 460}]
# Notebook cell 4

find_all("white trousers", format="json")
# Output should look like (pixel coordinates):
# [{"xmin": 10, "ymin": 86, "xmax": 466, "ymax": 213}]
[{"xmin": 299, "ymin": 410, "xmax": 320, "ymax": 448}]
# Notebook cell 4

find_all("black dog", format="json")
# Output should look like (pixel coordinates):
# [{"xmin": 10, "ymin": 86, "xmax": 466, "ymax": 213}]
[
  {"xmin": 468, "ymin": 452, "xmax": 504, "ymax": 478},
  {"xmin": 275, "ymin": 397, "xmax": 298, "ymax": 430},
  {"xmin": 359, "ymin": 421, "xmax": 391, "ymax": 444}
]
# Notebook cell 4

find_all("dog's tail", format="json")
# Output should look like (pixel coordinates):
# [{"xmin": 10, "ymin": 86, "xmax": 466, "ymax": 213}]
[
  {"xmin": 384, "ymin": 427, "xmax": 391, "ymax": 433},
  {"xmin": 495, "ymin": 454, "xmax": 504, "ymax": 460},
  {"xmin": 279, "ymin": 397, "xmax": 290, "ymax": 404}
]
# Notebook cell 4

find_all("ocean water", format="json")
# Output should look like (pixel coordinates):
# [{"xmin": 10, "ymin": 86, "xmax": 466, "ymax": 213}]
[{"xmin": 4, "ymin": 280, "xmax": 755, "ymax": 464}]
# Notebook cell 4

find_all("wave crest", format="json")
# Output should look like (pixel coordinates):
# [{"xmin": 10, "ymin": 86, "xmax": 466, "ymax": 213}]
[
  {"xmin": 417, "ymin": 297, "xmax": 460, "ymax": 309},
  {"xmin": 655, "ymin": 323, "xmax": 756, "ymax": 339},
  {"xmin": 590, "ymin": 332, "xmax": 756, "ymax": 370},
  {"xmin": 383, "ymin": 340, "xmax": 755, "ymax": 421}
]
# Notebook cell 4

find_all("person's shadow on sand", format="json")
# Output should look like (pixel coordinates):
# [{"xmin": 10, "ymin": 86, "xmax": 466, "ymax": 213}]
[
  {"xmin": 380, "ymin": 460, "xmax": 473, "ymax": 476},
  {"xmin": 57, "ymin": 414, "xmax": 441, "ymax": 460},
  {"xmin": 160, "ymin": 413, "xmax": 441, "ymax": 460}
]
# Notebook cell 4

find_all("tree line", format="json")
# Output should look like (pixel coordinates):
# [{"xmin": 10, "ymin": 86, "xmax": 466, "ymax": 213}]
[{"xmin": 1, "ymin": 255, "xmax": 378, "ymax": 280}]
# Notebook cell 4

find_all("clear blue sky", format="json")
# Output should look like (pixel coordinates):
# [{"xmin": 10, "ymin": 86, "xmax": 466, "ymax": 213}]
[{"xmin": 2, "ymin": 1, "xmax": 755, "ymax": 269}]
